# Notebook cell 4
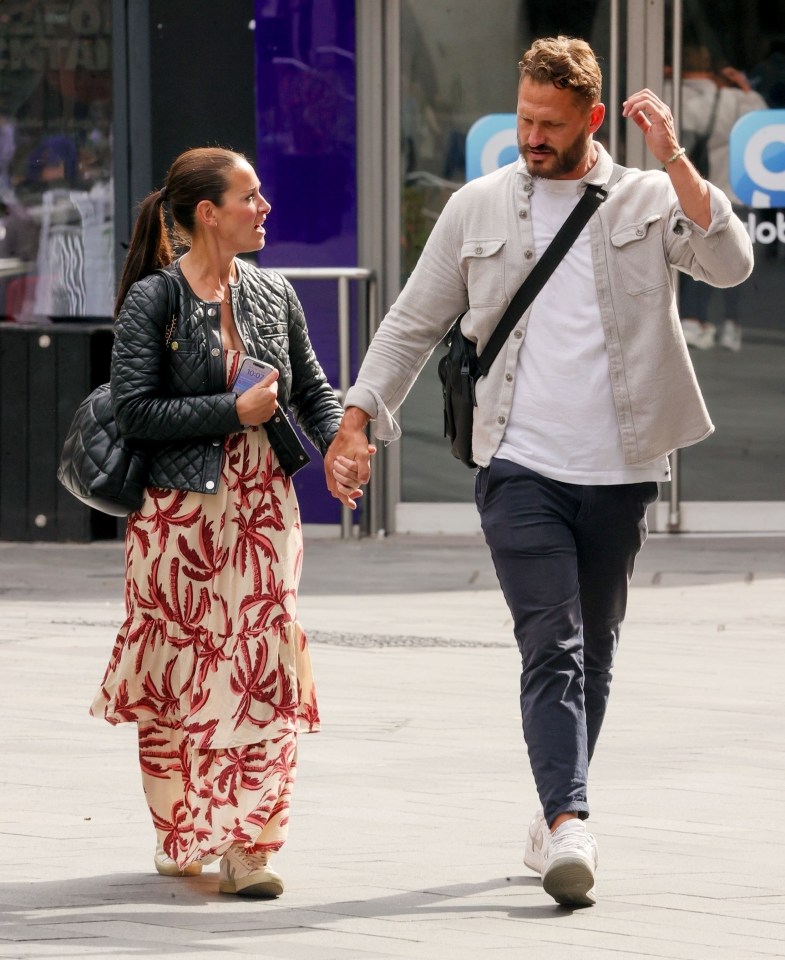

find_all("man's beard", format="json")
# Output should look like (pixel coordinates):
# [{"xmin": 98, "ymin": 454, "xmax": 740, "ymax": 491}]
[{"xmin": 519, "ymin": 131, "xmax": 591, "ymax": 179}]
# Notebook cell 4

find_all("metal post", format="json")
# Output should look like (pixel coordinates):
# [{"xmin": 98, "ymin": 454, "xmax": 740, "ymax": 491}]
[
  {"xmin": 337, "ymin": 275, "xmax": 351, "ymax": 399},
  {"xmin": 337, "ymin": 275, "xmax": 353, "ymax": 539},
  {"xmin": 668, "ymin": 449, "xmax": 681, "ymax": 531},
  {"xmin": 609, "ymin": 0, "xmax": 620, "ymax": 161},
  {"xmin": 276, "ymin": 267, "xmax": 377, "ymax": 540},
  {"xmin": 668, "ymin": 0, "xmax": 683, "ymax": 533},
  {"xmin": 363, "ymin": 275, "xmax": 382, "ymax": 539}
]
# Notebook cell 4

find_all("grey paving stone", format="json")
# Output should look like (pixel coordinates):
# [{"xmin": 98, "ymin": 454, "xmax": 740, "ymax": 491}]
[{"xmin": 0, "ymin": 535, "xmax": 783, "ymax": 960}]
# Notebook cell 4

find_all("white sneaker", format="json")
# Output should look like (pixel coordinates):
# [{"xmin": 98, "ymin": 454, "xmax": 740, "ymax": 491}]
[
  {"xmin": 219, "ymin": 845, "xmax": 284, "ymax": 898},
  {"xmin": 154, "ymin": 840, "xmax": 202, "ymax": 877},
  {"xmin": 541, "ymin": 819, "xmax": 598, "ymax": 907},
  {"xmin": 523, "ymin": 808, "xmax": 548, "ymax": 875},
  {"xmin": 719, "ymin": 319, "xmax": 742, "ymax": 352},
  {"xmin": 682, "ymin": 318, "xmax": 716, "ymax": 350}
]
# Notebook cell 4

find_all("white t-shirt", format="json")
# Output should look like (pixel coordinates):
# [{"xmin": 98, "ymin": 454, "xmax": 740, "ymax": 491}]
[{"xmin": 495, "ymin": 176, "xmax": 670, "ymax": 485}]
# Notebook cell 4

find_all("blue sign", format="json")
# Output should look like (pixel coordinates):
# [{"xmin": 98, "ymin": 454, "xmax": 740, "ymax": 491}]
[
  {"xmin": 465, "ymin": 114, "xmax": 518, "ymax": 181},
  {"xmin": 729, "ymin": 110, "xmax": 785, "ymax": 208}
]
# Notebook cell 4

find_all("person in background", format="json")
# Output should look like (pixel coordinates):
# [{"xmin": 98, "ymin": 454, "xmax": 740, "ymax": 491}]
[
  {"xmin": 90, "ymin": 146, "xmax": 360, "ymax": 898},
  {"xmin": 326, "ymin": 36, "xmax": 753, "ymax": 908},
  {"xmin": 676, "ymin": 44, "xmax": 767, "ymax": 351}
]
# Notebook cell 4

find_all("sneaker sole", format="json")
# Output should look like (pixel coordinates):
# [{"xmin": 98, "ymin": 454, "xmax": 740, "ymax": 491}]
[
  {"xmin": 154, "ymin": 860, "xmax": 202, "ymax": 878},
  {"xmin": 542, "ymin": 858, "xmax": 596, "ymax": 907},
  {"xmin": 219, "ymin": 876, "xmax": 284, "ymax": 898}
]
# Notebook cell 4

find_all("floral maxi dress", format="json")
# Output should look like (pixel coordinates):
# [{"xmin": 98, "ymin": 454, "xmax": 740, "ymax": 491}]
[{"xmin": 90, "ymin": 351, "xmax": 319, "ymax": 868}]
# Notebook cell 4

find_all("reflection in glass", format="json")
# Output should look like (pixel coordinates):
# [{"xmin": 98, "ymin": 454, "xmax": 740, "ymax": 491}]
[
  {"xmin": 0, "ymin": 1, "xmax": 114, "ymax": 323},
  {"xmin": 666, "ymin": 0, "xmax": 785, "ymax": 502}
]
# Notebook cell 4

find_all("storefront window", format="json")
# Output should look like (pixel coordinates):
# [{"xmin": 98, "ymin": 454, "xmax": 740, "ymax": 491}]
[
  {"xmin": 670, "ymin": 0, "xmax": 785, "ymax": 503},
  {"xmin": 397, "ymin": 0, "xmax": 784, "ymax": 512},
  {"xmin": 0, "ymin": 0, "xmax": 113, "ymax": 323}
]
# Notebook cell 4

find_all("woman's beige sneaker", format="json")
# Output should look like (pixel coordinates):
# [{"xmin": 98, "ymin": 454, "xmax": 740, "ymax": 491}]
[
  {"xmin": 219, "ymin": 845, "xmax": 284, "ymax": 898},
  {"xmin": 154, "ymin": 841, "xmax": 203, "ymax": 877}
]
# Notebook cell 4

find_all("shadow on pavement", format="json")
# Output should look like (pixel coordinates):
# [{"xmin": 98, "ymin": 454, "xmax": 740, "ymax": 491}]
[{"xmin": 0, "ymin": 871, "xmax": 572, "ymax": 954}]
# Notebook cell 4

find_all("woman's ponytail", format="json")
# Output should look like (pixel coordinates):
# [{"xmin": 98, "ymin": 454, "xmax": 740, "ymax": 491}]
[{"xmin": 114, "ymin": 189, "xmax": 174, "ymax": 317}]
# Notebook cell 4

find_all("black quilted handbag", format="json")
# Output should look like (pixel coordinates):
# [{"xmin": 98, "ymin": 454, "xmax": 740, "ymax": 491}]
[
  {"xmin": 57, "ymin": 383, "xmax": 149, "ymax": 516},
  {"xmin": 57, "ymin": 270, "xmax": 178, "ymax": 516}
]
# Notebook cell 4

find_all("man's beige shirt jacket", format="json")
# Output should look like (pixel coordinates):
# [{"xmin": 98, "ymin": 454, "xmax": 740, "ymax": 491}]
[{"xmin": 345, "ymin": 144, "xmax": 754, "ymax": 467}]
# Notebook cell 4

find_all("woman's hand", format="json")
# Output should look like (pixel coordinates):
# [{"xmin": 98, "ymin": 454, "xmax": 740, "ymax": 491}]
[
  {"xmin": 331, "ymin": 453, "xmax": 376, "ymax": 507},
  {"xmin": 235, "ymin": 369, "xmax": 280, "ymax": 425},
  {"xmin": 324, "ymin": 408, "xmax": 376, "ymax": 509}
]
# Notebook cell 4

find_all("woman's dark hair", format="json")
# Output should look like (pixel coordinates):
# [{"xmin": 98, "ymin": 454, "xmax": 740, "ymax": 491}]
[{"xmin": 114, "ymin": 146, "xmax": 247, "ymax": 316}]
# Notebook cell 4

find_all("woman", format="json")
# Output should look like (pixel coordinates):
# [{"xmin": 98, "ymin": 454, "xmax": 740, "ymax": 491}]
[{"xmin": 90, "ymin": 147, "xmax": 357, "ymax": 897}]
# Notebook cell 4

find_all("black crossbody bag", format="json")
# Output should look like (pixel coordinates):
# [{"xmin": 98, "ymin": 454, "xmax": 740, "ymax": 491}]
[{"xmin": 438, "ymin": 179, "xmax": 614, "ymax": 468}]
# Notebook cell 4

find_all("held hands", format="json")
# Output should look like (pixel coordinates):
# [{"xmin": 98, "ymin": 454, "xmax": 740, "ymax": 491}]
[
  {"xmin": 235, "ymin": 369, "xmax": 280, "ymax": 426},
  {"xmin": 324, "ymin": 407, "xmax": 377, "ymax": 510}
]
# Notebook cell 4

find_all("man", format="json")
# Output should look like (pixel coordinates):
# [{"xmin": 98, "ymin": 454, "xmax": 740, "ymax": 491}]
[{"xmin": 326, "ymin": 36, "xmax": 753, "ymax": 907}]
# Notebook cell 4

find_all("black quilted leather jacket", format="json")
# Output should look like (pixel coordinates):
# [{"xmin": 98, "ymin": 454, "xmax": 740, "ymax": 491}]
[{"xmin": 110, "ymin": 258, "xmax": 343, "ymax": 494}]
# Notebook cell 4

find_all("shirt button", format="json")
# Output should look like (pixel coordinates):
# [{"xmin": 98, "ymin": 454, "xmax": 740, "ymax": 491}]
[
  {"xmin": 673, "ymin": 223, "xmax": 684, "ymax": 235},
  {"xmin": 518, "ymin": 209, "xmax": 528, "ymax": 219},
  {"xmin": 207, "ymin": 307, "xmax": 217, "ymax": 317},
  {"xmin": 211, "ymin": 347, "xmax": 220, "ymax": 357},
  {"xmin": 513, "ymin": 330, "xmax": 523, "ymax": 339},
  {"xmin": 205, "ymin": 480, "xmax": 215, "ymax": 491},
  {"xmin": 505, "ymin": 373, "xmax": 513, "ymax": 382},
  {"xmin": 524, "ymin": 183, "xmax": 534, "ymax": 194},
  {"xmin": 524, "ymin": 249, "xmax": 533, "ymax": 260},
  {"xmin": 474, "ymin": 245, "xmax": 483, "ymax": 254},
  {"xmin": 635, "ymin": 226, "xmax": 645, "ymax": 237},
  {"xmin": 497, "ymin": 415, "xmax": 506, "ymax": 425}
]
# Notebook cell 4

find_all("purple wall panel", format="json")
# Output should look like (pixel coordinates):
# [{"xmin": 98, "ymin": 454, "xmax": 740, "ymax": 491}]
[{"xmin": 254, "ymin": 0, "xmax": 357, "ymax": 524}]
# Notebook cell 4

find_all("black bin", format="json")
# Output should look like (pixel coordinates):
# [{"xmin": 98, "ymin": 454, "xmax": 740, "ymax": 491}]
[{"xmin": 0, "ymin": 322, "xmax": 124, "ymax": 542}]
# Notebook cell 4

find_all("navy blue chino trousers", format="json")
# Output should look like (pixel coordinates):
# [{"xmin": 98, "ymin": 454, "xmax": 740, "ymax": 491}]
[{"xmin": 475, "ymin": 457, "xmax": 659, "ymax": 826}]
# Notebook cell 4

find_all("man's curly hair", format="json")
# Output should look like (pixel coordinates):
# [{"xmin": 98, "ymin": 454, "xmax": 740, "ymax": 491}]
[{"xmin": 519, "ymin": 36, "xmax": 602, "ymax": 106}]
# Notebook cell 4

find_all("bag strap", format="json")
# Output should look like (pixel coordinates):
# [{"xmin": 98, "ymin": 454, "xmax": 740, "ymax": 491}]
[
  {"xmin": 155, "ymin": 267, "xmax": 181, "ymax": 346},
  {"xmin": 703, "ymin": 87, "xmax": 721, "ymax": 140},
  {"xmin": 474, "ymin": 166, "xmax": 622, "ymax": 377}
]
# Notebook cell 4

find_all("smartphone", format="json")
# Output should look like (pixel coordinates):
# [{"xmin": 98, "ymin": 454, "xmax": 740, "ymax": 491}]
[{"xmin": 231, "ymin": 356, "xmax": 277, "ymax": 395}]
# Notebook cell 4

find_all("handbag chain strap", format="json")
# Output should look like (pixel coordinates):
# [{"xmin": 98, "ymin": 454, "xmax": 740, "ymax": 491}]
[
  {"xmin": 165, "ymin": 313, "xmax": 178, "ymax": 346},
  {"xmin": 156, "ymin": 267, "xmax": 180, "ymax": 347},
  {"xmin": 474, "ymin": 166, "xmax": 623, "ymax": 377}
]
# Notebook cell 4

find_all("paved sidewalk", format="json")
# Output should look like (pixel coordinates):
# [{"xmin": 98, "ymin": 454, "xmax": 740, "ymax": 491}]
[{"xmin": 0, "ymin": 534, "xmax": 783, "ymax": 960}]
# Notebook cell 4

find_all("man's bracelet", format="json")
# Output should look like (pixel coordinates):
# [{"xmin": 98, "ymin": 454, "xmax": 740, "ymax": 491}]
[{"xmin": 664, "ymin": 146, "xmax": 687, "ymax": 166}]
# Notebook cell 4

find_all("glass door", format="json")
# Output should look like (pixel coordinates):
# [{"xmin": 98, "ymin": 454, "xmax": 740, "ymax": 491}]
[
  {"xmin": 396, "ymin": 0, "xmax": 616, "ymax": 516},
  {"xmin": 656, "ymin": 0, "xmax": 785, "ymax": 531},
  {"xmin": 386, "ymin": 0, "xmax": 784, "ymax": 532}
]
